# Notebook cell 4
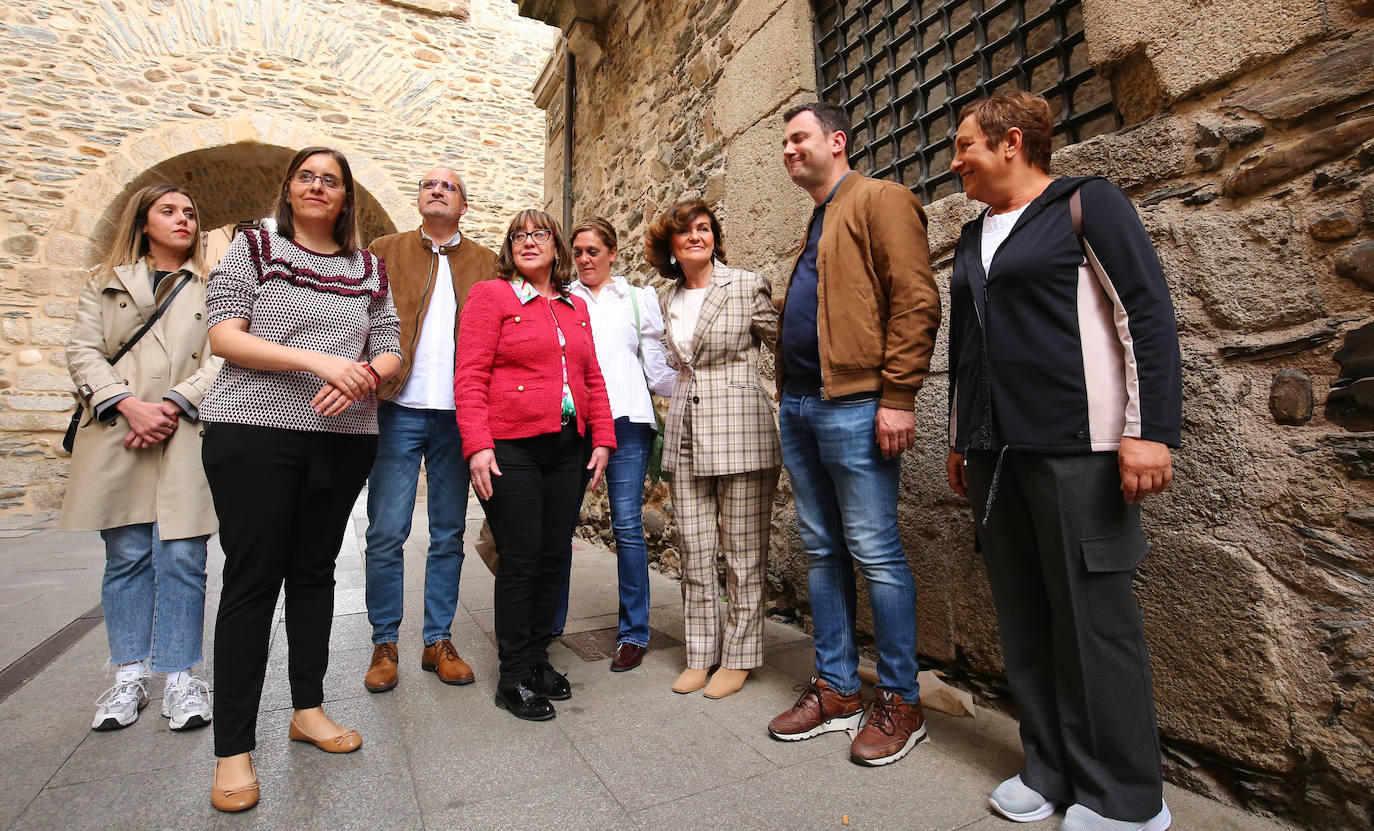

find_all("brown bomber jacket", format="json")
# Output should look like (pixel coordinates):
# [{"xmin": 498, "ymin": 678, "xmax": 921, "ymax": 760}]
[
  {"xmin": 368, "ymin": 227, "xmax": 498, "ymax": 402},
  {"xmin": 776, "ymin": 172, "xmax": 941, "ymax": 411}
]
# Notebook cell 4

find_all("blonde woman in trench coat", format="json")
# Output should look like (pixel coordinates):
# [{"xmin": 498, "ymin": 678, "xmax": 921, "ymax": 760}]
[{"xmin": 61, "ymin": 184, "xmax": 222, "ymax": 734}]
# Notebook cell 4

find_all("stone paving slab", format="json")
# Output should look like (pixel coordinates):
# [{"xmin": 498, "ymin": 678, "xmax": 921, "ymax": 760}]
[{"xmin": 0, "ymin": 494, "xmax": 1299, "ymax": 830}]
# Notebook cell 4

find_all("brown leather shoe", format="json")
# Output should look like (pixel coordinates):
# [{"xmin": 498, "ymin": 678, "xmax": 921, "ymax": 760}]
[
  {"xmin": 768, "ymin": 676, "xmax": 865, "ymax": 741},
  {"xmin": 288, "ymin": 714, "xmax": 362, "ymax": 753},
  {"xmin": 210, "ymin": 757, "xmax": 259, "ymax": 813},
  {"xmin": 421, "ymin": 639, "xmax": 474, "ymax": 685},
  {"xmin": 609, "ymin": 642, "xmax": 646, "ymax": 672},
  {"xmin": 364, "ymin": 642, "xmax": 398, "ymax": 692},
  {"xmin": 849, "ymin": 688, "xmax": 926, "ymax": 766}
]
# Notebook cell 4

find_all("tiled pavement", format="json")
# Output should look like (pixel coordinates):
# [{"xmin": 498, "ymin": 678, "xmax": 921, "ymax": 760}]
[{"xmin": 0, "ymin": 495, "xmax": 1298, "ymax": 830}]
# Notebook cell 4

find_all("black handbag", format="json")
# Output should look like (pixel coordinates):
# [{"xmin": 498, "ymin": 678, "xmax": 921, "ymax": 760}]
[{"xmin": 63, "ymin": 273, "xmax": 194, "ymax": 454}]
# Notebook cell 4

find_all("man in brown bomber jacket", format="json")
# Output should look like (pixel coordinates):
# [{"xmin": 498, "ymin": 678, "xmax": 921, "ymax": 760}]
[
  {"xmin": 766, "ymin": 103, "xmax": 941, "ymax": 768},
  {"xmin": 361, "ymin": 167, "xmax": 497, "ymax": 694}
]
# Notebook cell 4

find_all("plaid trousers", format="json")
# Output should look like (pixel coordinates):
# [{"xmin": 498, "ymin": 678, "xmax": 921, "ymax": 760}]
[{"xmin": 670, "ymin": 410, "xmax": 780, "ymax": 670}]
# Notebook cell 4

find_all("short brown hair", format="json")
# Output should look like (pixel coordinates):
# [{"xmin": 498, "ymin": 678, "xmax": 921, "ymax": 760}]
[
  {"xmin": 495, "ymin": 209, "xmax": 574, "ymax": 289},
  {"xmin": 571, "ymin": 217, "xmax": 618, "ymax": 252},
  {"xmin": 644, "ymin": 200, "xmax": 727, "ymax": 282},
  {"xmin": 784, "ymin": 101, "xmax": 855, "ymax": 159},
  {"xmin": 274, "ymin": 146, "xmax": 359, "ymax": 255},
  {"xmin": 958, "ymin": 91, "xmax": 1054, "ymax": 173}
]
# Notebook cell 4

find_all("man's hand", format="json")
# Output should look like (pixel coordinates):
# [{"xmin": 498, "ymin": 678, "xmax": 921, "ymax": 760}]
[
  {"xmin": 1119, "ymin": 436, "xmax": 1172, "ymax": 504},
  {"xmin": 946, "ymin": 451, "xmax": 967, "ymax": 497},
  {"xmin": 875, "ymin": 405, "xmax": 915, "ymax": 459}
]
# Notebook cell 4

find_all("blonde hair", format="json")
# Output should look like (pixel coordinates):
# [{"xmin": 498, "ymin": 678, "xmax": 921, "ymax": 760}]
[{"xmin": 103, "ymin": 184, "xmax": 207, "ymax": 277}]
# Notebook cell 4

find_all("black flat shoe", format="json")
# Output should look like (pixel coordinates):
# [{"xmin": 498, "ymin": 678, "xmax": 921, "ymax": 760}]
[
  {"xmin": 494, "ymin": 680, "xmax": 556, "ymax": 721},
  {"xmin": 530, "ymin": 662, "xmax": 571, "ymax": 701}
]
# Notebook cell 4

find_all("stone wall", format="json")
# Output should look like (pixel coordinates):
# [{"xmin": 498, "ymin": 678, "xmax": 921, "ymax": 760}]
[
  {"xmin": 520, "ymin": 1, "xmax": 1374, "ymax": 828},
  {"xmin": 0, "ymin": 0, "xmax": 557, "ymax": 512}
]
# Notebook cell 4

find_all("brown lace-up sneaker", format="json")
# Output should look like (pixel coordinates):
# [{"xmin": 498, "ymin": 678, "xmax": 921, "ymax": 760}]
[
  {"xmin": 364, "ymin": 643, "xmax": 398, "ymax": 693},
  {"xmin": 849, "ymin": 688, "xmax": 926, "ymax": 766},
  {"xmin": 767, "ymin": 677, "xmax": 865, "ymax": 741},
  {"xmin": 421, "ymin": 638, "xmax": 475, "ymax": 685}
]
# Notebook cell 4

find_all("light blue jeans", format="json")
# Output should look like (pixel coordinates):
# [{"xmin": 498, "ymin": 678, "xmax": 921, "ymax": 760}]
[
  {"xmin": 365, "ymin": 402, "xmax": 467, "ymax": 646},
  {"xmin": 779, "ymin": 392, "xmax": 920, "ymax": 701},
  {"xmin": 100, "ymin": 522, "xmax": 209, "ymax": 672},
  {"xmin": 551, "ymin": 417, "xmax": 655, "ymax": 646}
]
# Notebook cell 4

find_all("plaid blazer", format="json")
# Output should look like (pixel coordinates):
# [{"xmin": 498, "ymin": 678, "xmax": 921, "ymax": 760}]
[{"xmin": 661, "ymin": 264, "xmax": 781, "ymax": 477}]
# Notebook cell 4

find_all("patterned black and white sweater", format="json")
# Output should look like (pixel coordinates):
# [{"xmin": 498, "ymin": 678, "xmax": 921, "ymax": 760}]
[{"xmin": 201, "ymin": 228, "xmax": 401, "ymax": 434}]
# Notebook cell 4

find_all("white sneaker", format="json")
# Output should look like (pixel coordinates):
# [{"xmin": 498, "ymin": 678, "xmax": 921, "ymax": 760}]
[
  {"xmin": 92, "ymin": 673, "xmax": 149, "ymax": 731},
  {"xmin": 990, "ymin": 774, "xmax": 1056, "ymax": 822},
  {"xmin": 161, "ymin": 675, "xmax": 212, "ymax": 731},
  {"xmin": 1060, "ymin": 801, "xmax": 1171, "ymax": 831}
]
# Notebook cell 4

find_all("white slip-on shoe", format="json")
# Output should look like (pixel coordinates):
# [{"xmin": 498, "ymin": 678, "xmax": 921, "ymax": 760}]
[
  {"xmin": 1060, "ymin": 801, "xmax": 1171, "ymax": 831},
  {"xmin": 989, "ymin": 774, "xmax": 1056, "ymax": 822}
]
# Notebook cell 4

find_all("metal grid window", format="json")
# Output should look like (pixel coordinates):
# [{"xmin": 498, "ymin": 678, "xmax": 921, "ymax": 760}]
[{"xmin": 813, "ymin": 0, "xmax": 1118, "ymax": 202}]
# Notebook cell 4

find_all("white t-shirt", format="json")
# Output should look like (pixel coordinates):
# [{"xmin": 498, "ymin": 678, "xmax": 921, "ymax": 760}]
[
  {"xmin": 979, "ymin": 205, "xmax": 1029, "ymax": 274},
  {"xmin": 394, "ymin": 229, "xmax": 461, "ymax": 410}
]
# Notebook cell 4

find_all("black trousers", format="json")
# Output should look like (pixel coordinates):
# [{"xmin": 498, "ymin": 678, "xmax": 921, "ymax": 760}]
[
  {"xmin": 203, "ymin": 422, "xmax": 377, "ymax": 757},
  {"xmin": 965, "ymin": 450, "xmax": 1163, "ymax": 822},
  {"xmin": 481, "ymin": 423, "xmax": 586, "ymax": 685}
]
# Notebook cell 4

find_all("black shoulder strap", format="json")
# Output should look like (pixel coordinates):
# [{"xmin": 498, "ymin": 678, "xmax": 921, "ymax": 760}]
[
  {"xmin": 108, "ymin": 273, "xmax": 194, "ymax": 365},
  {"xmin": 1069, "ymin": 187, "xmax": 1084, "ymax": 250}
]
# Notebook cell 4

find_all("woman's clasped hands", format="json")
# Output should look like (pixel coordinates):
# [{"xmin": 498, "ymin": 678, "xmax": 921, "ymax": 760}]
[{"xmin": 310, "ymin": 353, "xmax": 378, "ymax": 416}]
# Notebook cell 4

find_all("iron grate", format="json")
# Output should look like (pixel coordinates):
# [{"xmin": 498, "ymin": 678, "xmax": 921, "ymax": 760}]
[
  {"xmin": 812, "ymin": 0, "xmax": 1120, "ymax": 202},
  {"xmin": 559, "ymin": 626, "xmax": 682, "ymax": 662}
]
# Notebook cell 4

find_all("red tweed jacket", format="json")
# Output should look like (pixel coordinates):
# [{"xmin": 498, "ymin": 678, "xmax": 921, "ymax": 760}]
[{"xmin": 455, "ymin": 278, "xmax": 616, "ymax": 458}]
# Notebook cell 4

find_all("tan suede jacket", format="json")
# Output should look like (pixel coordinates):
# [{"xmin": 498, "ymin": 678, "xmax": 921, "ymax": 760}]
[
  {"xmin": 368, "ymin": 227, "xmax": 497, "ymax": 401},
  {"xmin": 776, "ymin": 173, "xmax": 941, "ymax": 410}
]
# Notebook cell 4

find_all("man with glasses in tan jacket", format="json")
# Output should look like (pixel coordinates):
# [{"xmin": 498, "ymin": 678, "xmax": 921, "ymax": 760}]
[{"xmin": 361, "ymin": 168, "xmax": 496, "ymax": 692}]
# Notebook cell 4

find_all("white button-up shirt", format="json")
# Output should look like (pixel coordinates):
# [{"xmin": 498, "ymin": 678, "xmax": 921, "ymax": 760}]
[
  {"xmin": 394, "ymin": 228, "xmax": 461, "ymax": 410},
  {"xmin": 568, "ymin": 275, "xmax": 677, "ymax": 425}
]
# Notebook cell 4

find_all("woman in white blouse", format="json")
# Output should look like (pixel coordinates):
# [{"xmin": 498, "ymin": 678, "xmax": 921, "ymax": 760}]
[{"xmin": 566, "ymin": 217, "xmax": 677, "ymax": 672}]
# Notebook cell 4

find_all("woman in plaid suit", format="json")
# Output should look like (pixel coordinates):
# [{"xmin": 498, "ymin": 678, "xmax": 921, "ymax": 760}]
[{"xmin": 646, "ymin": 200, "xmax": 781, "ymax": 700}]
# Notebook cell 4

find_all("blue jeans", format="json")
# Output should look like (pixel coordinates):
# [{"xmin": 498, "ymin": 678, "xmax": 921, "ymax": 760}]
[
  {"xmin": 779, "ymin": 392, "xmax": 920, "ymax": 701},
  {"xmin": 364, "ymin": 403, "xmax": 467, "ymax": 646},
  {"xmin": 552, "ymin": 417, "xmax": 655, "ymax": 646},
  {"xmin": 100, "ymin": 522, "xmax": 209, "ymax": 672}
]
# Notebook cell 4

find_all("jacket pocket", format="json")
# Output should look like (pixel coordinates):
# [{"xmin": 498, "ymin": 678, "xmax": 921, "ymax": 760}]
[{"xmin": 1079, "ymin": 528, "xmax": 1148, "ymax": 639}]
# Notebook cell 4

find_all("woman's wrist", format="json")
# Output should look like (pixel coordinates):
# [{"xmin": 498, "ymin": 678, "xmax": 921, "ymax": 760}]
[{"xmin": 363, "ymin": 362, "xmax": 382, "ymax": 384}]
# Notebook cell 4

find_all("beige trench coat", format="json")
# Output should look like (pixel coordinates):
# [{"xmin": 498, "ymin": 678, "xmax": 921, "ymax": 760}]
[{"xmin": 59, "ymin": 260, "xmax": 222, "ymax": 539}]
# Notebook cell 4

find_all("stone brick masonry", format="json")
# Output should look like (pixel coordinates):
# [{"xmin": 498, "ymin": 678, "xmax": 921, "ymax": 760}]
[
  {"xmin": 0, "ymin": 0, "xmax": 558, "ymax": 511},
  {"xmin": 521, "ymin": 1, "xmax": 1374, "ymax": 828}
]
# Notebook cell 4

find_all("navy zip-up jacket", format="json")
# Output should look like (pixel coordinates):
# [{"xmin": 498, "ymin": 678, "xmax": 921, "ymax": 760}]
[{"xmin": 947, "ymin": 175, "xmax": 1182, "ymax": 455}]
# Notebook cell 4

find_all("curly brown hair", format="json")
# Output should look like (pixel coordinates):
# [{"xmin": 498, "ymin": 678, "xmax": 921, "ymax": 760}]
[
  {"xmin": 495, "ymin": 209, "xmax": 574, "ymax": 289},
  {"xmin": 643, "ymin": 200, "xmax": 727, "ymax": 282}
]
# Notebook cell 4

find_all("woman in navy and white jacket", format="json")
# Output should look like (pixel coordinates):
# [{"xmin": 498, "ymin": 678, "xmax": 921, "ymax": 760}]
[{"xmin": 945, "ymin": 91, "xmax": 1181, "ymax": 831}]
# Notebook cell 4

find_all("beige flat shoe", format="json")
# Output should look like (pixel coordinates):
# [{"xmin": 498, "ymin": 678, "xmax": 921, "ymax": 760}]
[
  {"xmin": 289, "ymin": 715, "xmax": 363, "ymax": 753},
  {"xmin": 211, "ymin": 757, "xmax": 259, "ymax": 812},
  {"xmin": 703, "ymin": 668, "xmax": 750, "ymax": 699},
  {"xmin": 672, "ymin": 667, "xmax": 710, "ymax": 694}
]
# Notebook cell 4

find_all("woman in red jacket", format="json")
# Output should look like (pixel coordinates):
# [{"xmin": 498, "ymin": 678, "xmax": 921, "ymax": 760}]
[{"xmin": 455, "ymin": 209, "xmax": 616, "ymax": 721}]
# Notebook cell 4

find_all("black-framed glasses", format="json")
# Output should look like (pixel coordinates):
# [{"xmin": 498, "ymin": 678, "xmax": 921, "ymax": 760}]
[
  {"xmin": 292, "ymin": 170, "xmax": 344, "ymax": 190},
  {"xmin": 509, "ymin": 229, "xmax": 552, "ymax": 245},
  {"xmin": 419, "ymin": 179, "xmax": 463, "ymax": 195}
]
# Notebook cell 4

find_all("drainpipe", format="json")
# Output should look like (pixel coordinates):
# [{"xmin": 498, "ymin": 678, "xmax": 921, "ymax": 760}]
[{"xmin": 562, "ymin": 46, "xmax": 576, "ymax": 233}]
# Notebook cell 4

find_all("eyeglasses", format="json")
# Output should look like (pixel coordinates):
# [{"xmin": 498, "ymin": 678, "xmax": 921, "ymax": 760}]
[
  {"xmin": 509, "ymin": 229, "xmax": 552, "ymax": 245},
  {"xmin": 292, "ymin": 170, "xmax": 344, "ymax": 190},
  {"xmin": 419, "ymin": 179, "xmax": 463, "ymax": 195}
]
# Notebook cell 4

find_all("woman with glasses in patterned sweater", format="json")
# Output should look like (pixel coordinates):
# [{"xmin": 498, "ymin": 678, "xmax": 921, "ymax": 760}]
[{"xmin": 200, "ymin": 147, "xmax": 402, "ymax": 812}]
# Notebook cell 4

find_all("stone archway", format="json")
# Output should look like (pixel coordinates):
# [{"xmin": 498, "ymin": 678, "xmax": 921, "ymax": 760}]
[
  {"xmin": 88, "ymin": 142, "xmax": 398, "ymax": 267},
  {"xmin": 39, "ymin": 115, "xmax": 413, "ymax": 273}
]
